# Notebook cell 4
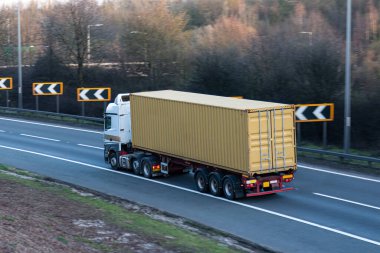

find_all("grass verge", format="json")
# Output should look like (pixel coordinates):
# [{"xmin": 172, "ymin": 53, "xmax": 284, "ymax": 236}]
[{"xmin": 0, "ymin": 165, "xmax": 270, "ymax": 253}]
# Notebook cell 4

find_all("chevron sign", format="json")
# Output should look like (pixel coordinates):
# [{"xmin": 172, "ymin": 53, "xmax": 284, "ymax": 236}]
[
  {"xmin": 77, "ymin": 87, "xmax": 111, "ymax": 102},
  {"xmin": 295, "ymin": 103, "xmax": 334, "ymax": 122},
  {"xmin": 33, "ymin": 82, "xmax": 63, "ymax": 95},
  {"xmin": 0, "ymin": 77, "xmax": 13, "ymax": 90}
]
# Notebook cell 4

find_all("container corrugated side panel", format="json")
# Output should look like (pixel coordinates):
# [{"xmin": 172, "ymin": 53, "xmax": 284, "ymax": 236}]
[
  {"xmin": 130, "ymin": 94, "xmax": 250, "ymax": 173},
  {"xmin": 247, "ymin": 107, "xmax": 296, "ymax": 174}
]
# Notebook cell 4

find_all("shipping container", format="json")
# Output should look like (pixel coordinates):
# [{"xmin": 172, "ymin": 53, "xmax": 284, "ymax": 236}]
[{"xmin": 130, "ymin": 90, "xmax": 296, "ymax": 176}]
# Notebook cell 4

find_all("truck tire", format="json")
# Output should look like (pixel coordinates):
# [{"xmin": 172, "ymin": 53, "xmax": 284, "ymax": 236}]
[
  {"xmin": 132, "ymin": 159, "xmax": 141, "ymax": 175},
  {"xmin": 109, "ymin": 152, "xmax": 119, "ymax": 170},
  {"xmin": 142, "ymin": 160, "xmax": 152, "ymax": 178},
  {"xmin": 223, "ymin": 176, "xmax": 236, "ymax": 200},
  {"xmin": 195, "ymin": 171, "xmax": 209, "ymax": 193},
  {"xmin": 209, "ymin": 172, "xmax": 222, "ymax": 196}
]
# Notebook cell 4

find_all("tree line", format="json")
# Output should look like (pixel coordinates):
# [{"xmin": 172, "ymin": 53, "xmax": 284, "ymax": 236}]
[{"xmin": 0, "ymin": 0, "xmax": 379, "ymax": 153}]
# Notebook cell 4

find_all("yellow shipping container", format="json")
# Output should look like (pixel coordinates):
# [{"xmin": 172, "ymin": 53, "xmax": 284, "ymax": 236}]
[{"xmin": 130, "ymin": 90, "xmax": 296, "ymax": 176}]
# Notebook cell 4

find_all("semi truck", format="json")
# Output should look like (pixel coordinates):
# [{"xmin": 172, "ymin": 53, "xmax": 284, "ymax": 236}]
[{"xmin": 104, "ymin": 90, "xmax": 297, "ymax": 199}]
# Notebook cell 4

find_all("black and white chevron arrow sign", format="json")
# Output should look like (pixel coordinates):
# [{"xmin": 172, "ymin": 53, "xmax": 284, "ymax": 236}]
[
  {"xmin": 33, "ymin": 82, "xmax": 63, "ymax": 95},
  {"xmin": 0, "ymin": 77, "xmax": 13, "ymax": 90},
  {"xmin": 77, "ymin": 87, "xmax": 111, "ymax": 102},
  {"xmin": 295, "ymin": 103, "xmax": 334, "ymax": 122}
]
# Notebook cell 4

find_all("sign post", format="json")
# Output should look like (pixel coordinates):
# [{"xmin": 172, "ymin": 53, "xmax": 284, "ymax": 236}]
[
  {"xmin": 295, "ymin": 103, "xmax": 334, "ymax": 123},
  {"xmin": 295, "ymin": 103, "xmax": 334, "ymax": 147},
  {"xmin": 32, "ymin": 82, "xmax": 63, "ymax": 112},
  {"xmin": 0, "ymin": 77, "xmax": 13, "ymax": 107},
  {"xmin": 77, "ymin": 87, "xmax": 111, "ymax": 116}
]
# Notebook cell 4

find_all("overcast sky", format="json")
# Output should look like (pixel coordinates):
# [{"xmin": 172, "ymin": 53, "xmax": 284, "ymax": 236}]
[
  {"xmin": 2, "ymin": 0, "xmax": 104, "ymax": 7},
  {"xmin": 2, "ymin": 0, "xmax": 48, "ymax": 6}
]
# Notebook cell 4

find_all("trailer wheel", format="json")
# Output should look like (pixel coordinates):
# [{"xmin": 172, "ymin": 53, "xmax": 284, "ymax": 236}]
[
  {"xmin": 142, "ymin": 160, "xmax": 152, "ymax": 178},
  {"xmin": 223, "ymin": 176, "xmax": 236, "ymax": 200},
  {"xmin": 132, "ymin": 159, "xmax": 141, "ymax": 175},
  {"xmin": 209, "ymin": 173, "xmax": 222, "ymax": 196},
  {"xmin": 195, "ymin": 171, "xmax": 208, "ymax": 193},
  {"xmin": 109, "ymin": 152, "xmax": 119, "ymax": 170}
]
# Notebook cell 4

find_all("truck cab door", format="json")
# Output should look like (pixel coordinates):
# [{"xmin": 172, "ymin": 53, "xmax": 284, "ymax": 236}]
[{"xmin": 119, "ymin": 101, "xmax": 132, "ymax": 143}]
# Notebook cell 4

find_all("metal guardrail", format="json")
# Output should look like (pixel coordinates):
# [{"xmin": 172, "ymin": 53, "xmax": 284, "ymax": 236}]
[
  {"xmin": 1, "ymin": 106, "xmax": 378, "ymax": 166},
  {"xmin": 0, "ymin": 106, "xmax": 103, "ymax": 124},
  {"xmin": 298, "ymin": 147, "xmax": 380, "ymax": 167}
]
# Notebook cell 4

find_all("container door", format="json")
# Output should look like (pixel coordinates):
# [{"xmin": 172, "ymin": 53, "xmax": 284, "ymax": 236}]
[
  {"xmin": 248, "ymin": 111, "xmax": 273, "ymax": 172},
  {"xmin": 248, "ymin": 108, "xmax": 296, "ymax": 174},
  {"xmin": 271, "ymin": 108, "xmax": 296, "ymax": 170}
]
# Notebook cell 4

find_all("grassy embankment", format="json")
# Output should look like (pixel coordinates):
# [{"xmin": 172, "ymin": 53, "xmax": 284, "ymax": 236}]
[{"xmin": 0, "ymin": 164, "xmax": 262, "ymax": 253}]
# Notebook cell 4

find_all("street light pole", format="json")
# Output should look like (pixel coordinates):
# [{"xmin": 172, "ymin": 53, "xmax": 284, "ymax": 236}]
[
  {"xmin": 344, "ymin": 0, "xmax": 352, "ymax": 153},
  {"xmin": 17, "ymin": 1, "xmax": 23, "ymax": 108},
  {"xmin": 83, "ymin": 24, "xmax": 103, "ymax": 116},
  {"xmin": 87, "ymin": 24, "xmax": 103, "ymax": 62}
]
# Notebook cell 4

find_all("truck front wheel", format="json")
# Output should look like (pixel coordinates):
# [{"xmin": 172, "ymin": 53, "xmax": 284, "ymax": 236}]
[{"xmin": 109, "ymin": 152, "xmax": 119, "ymax": 170}]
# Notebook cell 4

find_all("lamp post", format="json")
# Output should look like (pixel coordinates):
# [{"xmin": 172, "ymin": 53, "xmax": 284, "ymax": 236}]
[
  {"xmin": 17, "ymin": 1, "xmax": 23, "ymax": 108},
  {"xmin": 296, "ymin": 32, "xmax": 313, "ymax": 144},
  {"xmin": 83, "ymin": 24, "xmax": 103, "ymax": 116},
  {"xmin": 299, "ymin": 31, "xmax": 313, "ymax": 46},
  {"xmin": 344, "ymin": 0, "xmax": 352, "ymax": 153},
  {"xmin": 87, "ymin": 24, "xmax": 103, "ymax": 62}
]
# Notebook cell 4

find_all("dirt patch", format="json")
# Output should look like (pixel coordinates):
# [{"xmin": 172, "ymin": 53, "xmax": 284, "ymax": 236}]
[{"xmin": 0, "ymin": 169, "xmax": 274, "ymax": 253}]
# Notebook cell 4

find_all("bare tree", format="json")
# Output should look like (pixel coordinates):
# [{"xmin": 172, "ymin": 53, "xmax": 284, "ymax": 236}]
[
  {"xmin": 191, "ymin": 16, "xmax": 256, "ymax": 96},
  {"xmin": 120, "ymin": 0, "xmax": 189, "ymax": 89},
  {"xmin": 48, "ymin": 0, "xmax": 100, "ymax": 85},
  {"xmin": 0, "ymin": 6, "xmax": 16, "ymax": 66}
]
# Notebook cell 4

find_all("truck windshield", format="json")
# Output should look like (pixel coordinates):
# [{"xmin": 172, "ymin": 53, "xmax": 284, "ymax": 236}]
[{"xmin": 121, "ymin": 95, "xmax": 129, "ymax": 102}]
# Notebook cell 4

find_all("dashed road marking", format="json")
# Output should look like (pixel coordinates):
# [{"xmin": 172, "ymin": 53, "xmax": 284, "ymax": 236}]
[
  {"xmin": 20, "ymin": 134, "xmax": 61, "ymax": 142},
  {"xmin": 0, "ymin": 144, "xmax": 380, "ymax": 247},
  {"xmin": 314, "ymin": 193, "xmax": 380, "ymax": 211}
]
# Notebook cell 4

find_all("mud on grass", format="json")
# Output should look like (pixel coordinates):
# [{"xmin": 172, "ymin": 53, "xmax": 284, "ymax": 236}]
[{"xmin": 0, "ymin": 165, "xmax": 273, "ymax": 253}]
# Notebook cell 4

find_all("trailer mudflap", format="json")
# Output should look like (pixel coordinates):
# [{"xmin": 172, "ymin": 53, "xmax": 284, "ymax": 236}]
[{"xmin": 245, "ymin": 187, "xmax": 295, "ymax": 197}]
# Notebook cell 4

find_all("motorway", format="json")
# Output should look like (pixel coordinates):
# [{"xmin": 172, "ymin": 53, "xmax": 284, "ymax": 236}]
[{"xmin": 0, "ymin": 116, "xmax": 379, "ymax": 253}]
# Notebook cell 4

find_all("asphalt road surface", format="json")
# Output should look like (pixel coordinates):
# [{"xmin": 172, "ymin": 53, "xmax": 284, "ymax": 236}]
[{"xmin": 0, "ymin": 116, "xmax": 379, "ymax": 253}]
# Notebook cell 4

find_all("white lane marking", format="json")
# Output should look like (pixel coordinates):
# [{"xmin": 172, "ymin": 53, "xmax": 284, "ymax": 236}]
[
  {"xmin": 0, "ymin": 144, "xmax": 380, "ymax": 247},
  {"xmin": 314, "ymin": 193, "xmax": 380, "ymax": 211},
  {"xmin": 0, "ymin": 117, "xmax": 102, "ymax": 134},
  {"xmin": 299, "ymin": 164, "xmax": 380, "ymax": 183},
  {"xmin": 2, "ymin": 116, "xmax": 376, "ymax": 184},
  {"xmin": 20, "ymin": 134, "xmax": 61, "ymax": 142},
  {"xmin": 0, "ymin": 115, "xmax": 377, "ymax": 183},
  {"xmin": 0, "ymin": 130, "xmax": 5, "ymax": 133},
  {"xmin": 78, "ymin": 144, "xmax": 103, "ymax": 150}
]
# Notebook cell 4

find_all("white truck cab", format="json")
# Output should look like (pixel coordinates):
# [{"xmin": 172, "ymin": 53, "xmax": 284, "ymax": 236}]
[{"xmin": 104, "ymin": 93, "xmax": 132, "ymax": 144}]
